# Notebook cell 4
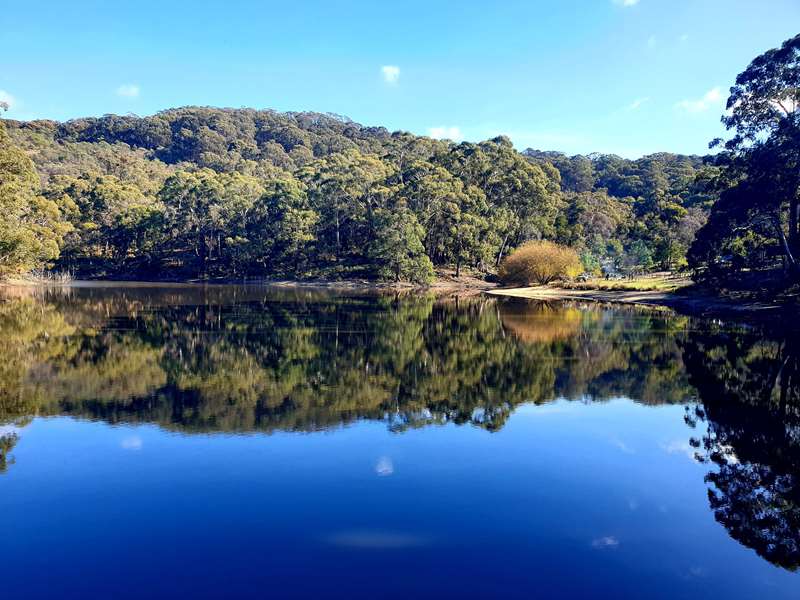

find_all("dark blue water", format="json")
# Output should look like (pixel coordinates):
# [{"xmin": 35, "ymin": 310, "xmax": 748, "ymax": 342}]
[{"xmin": 0, "ymin": 285, "xmax": 798, "ymax": 598}]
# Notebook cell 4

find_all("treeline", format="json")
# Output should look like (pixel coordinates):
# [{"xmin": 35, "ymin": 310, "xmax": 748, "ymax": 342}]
[{"xmin": 1, "ymin": 106, "xmax": 716, "ymax": 282}]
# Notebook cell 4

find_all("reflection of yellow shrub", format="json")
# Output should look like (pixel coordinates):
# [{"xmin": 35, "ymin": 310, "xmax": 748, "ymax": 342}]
[
  {"xmin": 499, "ymin": 241, "xmax": 582, "ymax": 285},
  {"xmin": 499, "ymin": 304, "xmax": 582, "ymax": 344}
]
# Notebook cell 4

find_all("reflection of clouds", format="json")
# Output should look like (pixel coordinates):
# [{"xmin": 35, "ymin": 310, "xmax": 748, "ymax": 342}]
[
  {"xmin": 591, "ymin": 536, "xmax": 619, "ymax": 549},
  {"xmin": 375, "ymin": 456, "xmax": 394, "ymax": 476},
  {"xmin": 326, "ymin": 530, "xmax": 429, "ymax": 549},
  {"xmin": 661, "ymin": 440, "xmax": 696, "ymax": 460},
  {"xmin": 121, "ymin": 435, "xmax": 143, "ymax": 450},
  {"xmin": 611, "ymin": 437, "xmax": 635, "ymax": 454},
  {"xmin": 716, "ymin": 444, "xmax": 740, "ymax": 464}
]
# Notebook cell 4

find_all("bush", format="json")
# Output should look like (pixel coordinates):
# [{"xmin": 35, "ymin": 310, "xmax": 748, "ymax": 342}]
[{"xmin": 499, "ymin": 240, "xmax": 582, "ymax": 285}]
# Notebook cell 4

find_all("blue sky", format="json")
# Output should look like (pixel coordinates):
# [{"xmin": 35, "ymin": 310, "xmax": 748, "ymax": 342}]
[{"xmin": 2, "ymin": 0, "xmax": 798, "ymax": 157}]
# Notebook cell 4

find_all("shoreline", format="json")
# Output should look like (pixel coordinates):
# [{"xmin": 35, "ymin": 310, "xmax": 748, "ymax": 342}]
[
  {"xmin": 0, "ymin": 275, "xmax": 499, "ymax": 298},
  {"xmin": 2, "ymin": 277, "xmax": 795, "ymax": 324},
  {"xmin": 485, "ymin": 285, "xmax": 791, "ymax": 324}
]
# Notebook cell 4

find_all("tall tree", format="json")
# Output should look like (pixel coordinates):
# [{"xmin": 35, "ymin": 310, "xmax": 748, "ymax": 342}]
[
  {"xmin": 300, "ymin": 149, "xmax": 394, "ymax": 259},
  {"xmin": 368, "ymin": 203, "xmax": 434, "ymax": 283},
  {"xmin": 718, "ymin": 33, "xmax": 800, "ymax": 259}
]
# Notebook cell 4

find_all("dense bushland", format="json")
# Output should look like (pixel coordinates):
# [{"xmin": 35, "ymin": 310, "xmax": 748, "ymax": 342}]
[{"xmin": 0, "ymin": 105, "xmax": 715, "ymax": 282}]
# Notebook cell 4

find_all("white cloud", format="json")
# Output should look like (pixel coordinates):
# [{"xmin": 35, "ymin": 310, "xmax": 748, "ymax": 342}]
[
  {"xmin": 116, "ymin": 83, "xmax": 140, "ymax": 98},
  {"xmin": 0, "ymin": 90, "xmax": 16, "ymax": 110},
  {"xmin": 627, "ymin": 97, "xmax": 649, "ymax": 110},
  {"xmin": 675, "ymin": 87, "xmax": 724, "ymax": 113},
  {"xmin": 381, "ymin": 65, "xmax": 400, "ymax": 84},
  {"xmin": 613, "ymin": 0, "xmax": 639, "ymax": 6},
  {"xmin": 428, "ymin": 126, "xmax": 463, "ymax": 141},
  {"xmin": 121, "ymin": 435, "xmax": 143, "ymax": 450}
]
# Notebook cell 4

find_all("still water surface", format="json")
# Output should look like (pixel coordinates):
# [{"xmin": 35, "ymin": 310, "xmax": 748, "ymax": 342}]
[{"xmin": 1, "ymin": 285, "xmax": 798, "ymax": 598}]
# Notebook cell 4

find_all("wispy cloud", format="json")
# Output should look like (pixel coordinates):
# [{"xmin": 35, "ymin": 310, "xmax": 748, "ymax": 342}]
[
  {"xmin": 627, "ymin": 97, "xmax": 649, "ymax": 110},
  {"xmin": 675, "ymin": 87, "xmax": 723, "ymax": 113},
  {"xmin": 612, "ymin": 0, "xmax": 640, "ymax": 6},
  {"xmin": 381, "ymin": 65, "xmax": 400, "ymax": 84},
  {"xmin": 679, "ymin": 33, "xmax": 689, "ymax": 43},
  {"xmin": 611, "ymin": 437, "xmax": 635, "ymax": 454},
  {"xmin": 0, "ymin": 90, "xmax": 16, "ymax": 110},
  {"xmin": 116, "ymin": 83, "xmax": 140, "ymax": 98},
  {"xmin": 647, "ymin": 35, "xmax": 657, "ymax": 49},
  {"xmin": 428, "ymin": 126, "xmax": 463, "ymax": 141}
]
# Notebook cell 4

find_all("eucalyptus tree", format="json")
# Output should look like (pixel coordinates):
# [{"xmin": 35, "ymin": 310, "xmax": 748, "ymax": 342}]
[
  {"xmin": 299, "ymin": 149, "xmax": 395, "ymax": 260},
  {"xmin": 437, "ymin": 136, "xmax": 561, "ymax": 265},
  {"xmin": 368, "ymin": 202, "xmax": 434, "ymax": 283},
  {"xmin": 700, "ymin": 33, "xmax": 800, "ymax": 273},
  {"xmin": 158, "ymin": 169, "xmax": 264, "ymax": 276},
  {"xmin": 398, "ymin": 160, "xmax": 492, "ymax": 273}
]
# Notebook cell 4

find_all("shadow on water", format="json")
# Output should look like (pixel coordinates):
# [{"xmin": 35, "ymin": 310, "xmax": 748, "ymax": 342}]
[{"xmin": 0, "ymin": 285, "xmax": 798, "ymax": 570}]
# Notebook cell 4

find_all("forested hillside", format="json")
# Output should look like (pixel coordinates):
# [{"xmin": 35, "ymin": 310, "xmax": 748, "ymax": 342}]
[{"xmin": 0, "ymin": 106, "xmax": 716, "ymax": 282}]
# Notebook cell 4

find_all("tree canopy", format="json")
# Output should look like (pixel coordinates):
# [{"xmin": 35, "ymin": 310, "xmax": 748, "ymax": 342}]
[
  {"xmin": 0, "ymin": 105, "xmax": 719, "ymax": 282},
  {"xmin": 690, "ymin": 34, "xmax": 800, "ymax": 282}
]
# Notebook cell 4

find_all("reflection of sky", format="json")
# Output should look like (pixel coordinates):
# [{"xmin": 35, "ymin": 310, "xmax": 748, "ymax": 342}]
[
  {"xmin": 0, "ymin": 400, "xmax": 795, "ymax": 599},
  {"xmin": 0, "ymin": 424, "xmax": 21, "ymax": 436}
]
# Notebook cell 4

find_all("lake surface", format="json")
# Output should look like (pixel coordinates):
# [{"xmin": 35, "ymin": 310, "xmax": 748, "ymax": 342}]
[{"xmin": 1, "ymin": 285, "xmax": 798, "ymax": 599}]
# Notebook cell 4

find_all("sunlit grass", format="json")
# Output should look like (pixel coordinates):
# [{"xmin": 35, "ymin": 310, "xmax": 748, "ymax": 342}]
[{"xmin": 559, "ymin": 274, "xmax": 692, "ymax": 293}]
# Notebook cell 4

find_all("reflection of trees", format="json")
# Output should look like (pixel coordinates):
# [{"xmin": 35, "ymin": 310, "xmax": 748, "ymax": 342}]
[
  {"xmin": 682, "ymin": 324, "xmax": 800, "ymax": 570},
  {"xmin": 0, "ymin": 432, "xmax": 19, "ymax": 473},
  {"xmin": 0, "ymin": 290, "xmax": 700, "ymax": 437}
]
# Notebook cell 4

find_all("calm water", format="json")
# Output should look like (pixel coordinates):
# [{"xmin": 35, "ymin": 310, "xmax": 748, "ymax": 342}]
[{"xmin": 1, "ymin": 285, "xmax": 798, "ymax": 599}]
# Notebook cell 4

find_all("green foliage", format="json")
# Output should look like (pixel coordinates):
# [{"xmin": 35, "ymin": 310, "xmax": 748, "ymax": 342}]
[
  {"xmin": 691, "ymin": 34, "xmax": 800, "ymax": 282},
  {"xmin": 0, "ymin": 119, "xmax": 70, "ymax": 276},
  {"xmin": 2, "ymin": 105, "xmax": 720, "ymax": 282},
  {"xmin": 369, "ymin": 203, "xmax": 434, "ymax": 283}
]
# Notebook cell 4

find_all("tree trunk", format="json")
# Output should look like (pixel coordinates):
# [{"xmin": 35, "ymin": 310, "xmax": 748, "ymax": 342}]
[
  {"xmin": 773, "ymin": 215, "xmax": 799, "ymax": 275},
  {"xmin": 790, "ymin": 196, "xmax": 800, "ymax": 255},
  {"xmin": 335, "ymin": 211, "xmax": 341, "ymax": 252},
  {"xmin": 495, "ymin": 233, "xmax": 511, "ymax": 267}
]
